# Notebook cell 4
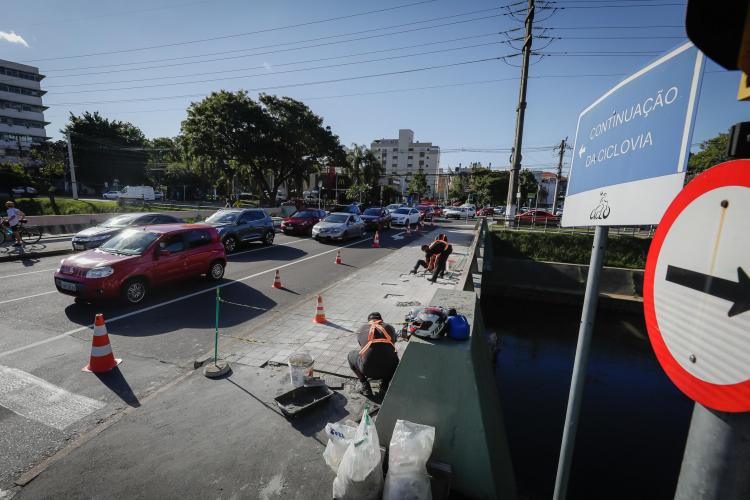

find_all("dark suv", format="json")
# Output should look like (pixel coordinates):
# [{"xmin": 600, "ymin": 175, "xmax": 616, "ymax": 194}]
[{"xmin": 204, "ymin": 208, "xmax": 275, "ymax": 253}]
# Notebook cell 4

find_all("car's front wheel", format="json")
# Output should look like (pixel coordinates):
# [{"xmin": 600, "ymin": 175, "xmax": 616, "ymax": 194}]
[
  {"xmin": 122, "ymin": 278, "xmax": 147, "ymax": 304},
  {"xmin": 207, "ymin": 260, "xmax": 225, "ymax": 281},
  {"xmin": 262, "ymin": 231, "xmax": 274, "ymax": 246},
  {"xmin": 223, "ymin": 235, "xmax": 237, "ymax": 253}
]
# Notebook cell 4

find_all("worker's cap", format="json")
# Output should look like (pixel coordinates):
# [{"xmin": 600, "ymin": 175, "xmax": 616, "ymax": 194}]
[{"xmin": 368, "ymin": 312, "xmax": 382, "ymax": 321}]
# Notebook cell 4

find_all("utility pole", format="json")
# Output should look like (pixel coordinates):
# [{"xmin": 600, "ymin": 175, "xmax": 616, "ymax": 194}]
[
  {"xmin": 505, "ymin": 0, "xmax": 535, "ymax": 224},
  {"xmin": 552, "ymin": 137, "xmax": 568, "ymax": 214},
  {"xmin": 65, "ymin": 132, "xmax": 79, "ymax": 200}
]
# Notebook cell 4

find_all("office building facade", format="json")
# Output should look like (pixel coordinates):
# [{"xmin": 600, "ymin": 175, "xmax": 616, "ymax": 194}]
[
  {"xmin": 0, "ymin": 59, "xmax": 48, "ymax": 166},
  {"xmin": 371, "ymin": 129, "xmax": 440, "ymax": 197}
]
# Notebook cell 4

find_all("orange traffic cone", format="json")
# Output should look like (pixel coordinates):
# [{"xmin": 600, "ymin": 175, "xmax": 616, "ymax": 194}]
[
  {"xmin": 406, "ymin": 224, "xmax": 412, "ymax": 236},
  {"xmin": 335, "ymin": 250, "xmax": 342, "ymax": 265},
  {"xmin": 372, "ymin": 231, "xmax": 380, "ymax": 248},
  {"xmin": 83, "ymin": 313, "xmax": 121, "ymax": 373},
  {"xmin": 312, "ymin": 295, "xmax": 327, "ymax": 324},
  {"xmin": 272, "ymin": 269, "xmax": 282, "ymax": 289}
]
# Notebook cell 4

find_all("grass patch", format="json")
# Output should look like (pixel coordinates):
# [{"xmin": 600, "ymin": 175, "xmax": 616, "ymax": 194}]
[{"xmin": 491, "ymin": 228, "xmax": 651, "ymax": 269}]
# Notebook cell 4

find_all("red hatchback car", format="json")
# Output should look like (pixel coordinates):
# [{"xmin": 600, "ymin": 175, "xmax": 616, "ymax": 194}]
[
  {"xmin": 515, "ymin": 209, "xmax": 560, "ymax": 225},
  {"xmin": 54, "ymin": 224, "xmax": 227, "ymax": 304},
  {"xmin": 280, "ymin": 208, "xmax": 327, "ymax": 236}
]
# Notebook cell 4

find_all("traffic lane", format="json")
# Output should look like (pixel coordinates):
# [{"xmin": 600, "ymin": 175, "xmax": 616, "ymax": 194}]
[{"xmin": 0, "ymin": 230, "xmax": 422, "ymax": 363}]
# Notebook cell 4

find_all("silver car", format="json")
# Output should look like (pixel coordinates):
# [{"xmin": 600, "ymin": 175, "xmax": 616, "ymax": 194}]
[{"xmin": 312, "ymin": 213, "xmax": 365, "ymax": 241}]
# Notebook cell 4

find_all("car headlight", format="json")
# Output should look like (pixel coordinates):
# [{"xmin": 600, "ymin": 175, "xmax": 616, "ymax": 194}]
[
  {"xmin": 56, "ymin": 259, "xmax": 65, "ymax": 272},
  {"xmin": 86, "ymin": 266, "xmax": 114, "ymax": 278}
]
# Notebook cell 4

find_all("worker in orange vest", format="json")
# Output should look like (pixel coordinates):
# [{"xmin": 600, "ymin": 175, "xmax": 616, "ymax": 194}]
[
  {"xmin": 429, "ymin": 234, "xmax": 452, "ymax": 282},
  {"xmin": 347, "ymin": 312, "xmax": 399, "ymax": 398}
]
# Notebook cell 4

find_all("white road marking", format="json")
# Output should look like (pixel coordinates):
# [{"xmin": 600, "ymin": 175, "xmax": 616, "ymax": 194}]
[
  {"xmin": 0, "ymin": 291, "xmax": 57, "ymax": 306},
  {"xmin": 0, "ymin": 364, "xmax": 105, "ymax": 430},
  {"xmin": 0, "ymin": 236, "xmax": 373, "ymax": 358},
  {"xmin": 0, "ymin": 267, "xmax": 57, "ymax": 279},
  {"xmin": 228, "ymin": 236, "xmax": 311, "ymax": 258}
]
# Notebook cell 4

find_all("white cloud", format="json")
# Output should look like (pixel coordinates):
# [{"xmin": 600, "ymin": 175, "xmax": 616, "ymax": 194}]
[{"xmin": 0, "ymin": 31, "xmax": 29, "ymax": 47}]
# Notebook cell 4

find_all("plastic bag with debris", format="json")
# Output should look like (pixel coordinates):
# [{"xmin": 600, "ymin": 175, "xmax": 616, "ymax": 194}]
[
  {"xmin": 383, "ymin": 419, "xmax": 436, "ymax": 500},
  {"xmin": 323, "ymin": 421, "xmax": 357, "ymax": 472},
  {"xmin": 332, "ymin": 407, "xmax": 383, "ymax": 500}
]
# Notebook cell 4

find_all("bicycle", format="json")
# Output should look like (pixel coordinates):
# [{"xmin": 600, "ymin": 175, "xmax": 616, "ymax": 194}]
[{"xmin": 1, "ymin": 219, "xmax": 42, "ymax": 245}]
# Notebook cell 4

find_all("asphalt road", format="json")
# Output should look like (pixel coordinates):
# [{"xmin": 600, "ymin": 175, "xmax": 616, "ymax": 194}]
[{"xmin": 0, "ymin": 224, "xmax": 440, "ymax": 491}]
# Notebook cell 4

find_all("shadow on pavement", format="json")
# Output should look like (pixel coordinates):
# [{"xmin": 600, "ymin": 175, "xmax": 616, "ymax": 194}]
[
  {"xmin": 63, "ymin": 281, "xmax": 277, "ymax": 334},
  {"xmin": 228, "ymin": 244, "xmax": 307, "ymax": 263},
  {"xmin": 95, "ymin": 367, "xmax": 140, "ymax": 407}
]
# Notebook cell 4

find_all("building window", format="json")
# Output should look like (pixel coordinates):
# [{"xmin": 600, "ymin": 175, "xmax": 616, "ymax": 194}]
[
  {"xmin": 408, "ymin": 147, "xmax": 413, "ymax": 152},
  {"xmin": 392, "ymin": 163, "xmax": 398, "ymax": 168},
  {"xmin": 407, "ymin": 155, "xmax": 413, "ymax": 160},
  {"xmin": 392, "ymin": 148, "xmax": 397, "ymax": 152},
  {"xmin": 419, "ymin": 152, "xmax": 425, "ymax": 157},
  {"xmin": 392, "ymin": 155, "xmax": 398, "ymax": 160},
  {"xmin": 419, "ymin": 160, "xmax": 424, "ymax": 166},
  {"xmin": 407, "ymin": 164, "xmax": 413, "ymax": 168}
]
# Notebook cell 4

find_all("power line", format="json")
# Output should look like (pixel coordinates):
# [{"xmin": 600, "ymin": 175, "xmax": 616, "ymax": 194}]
[
  {"xmin": 46, "ymin": 55, "xmax": 512, "ymax": 106},
  {"xmin": 44, "ymin": 10, "xmax": 517, "ymax": 76},
  {"xmin": 542, "ymin": 25, "xmax": 682, "ymax": 29},
  {"xmin": 45, "ymin": 34, "xmax": 505, "ymax": 89},
  {"xmin": 47, "ymin": 42, "xmax": 513, "ymax": 95},
  {"xmin": 24, "ymin": 0, "xmax": 484, "ymax": 63},
  {"xmin": 544, "ymin": 2, "xmax": 685, "ymax": 8}
]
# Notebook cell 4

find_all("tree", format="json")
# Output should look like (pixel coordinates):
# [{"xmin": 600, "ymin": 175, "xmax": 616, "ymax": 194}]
[
  {"xmin": 519, "ymin": 169, "xmax": 538, "ymax": 202},
  {"xmin": 469, "ymin": 168, "xmax": 509, "ymax": 206},
  {"xmin": 0, "ymin": 163, "xmax": 33, "ymax": 199},
  {"xmin": 30, "ymin": 140, "xmax": 67, "ymax": 211},
  {"xmin": 407, "ymin": 171, "xmax": 429, "ymax": 200},
  {"xmin": 62, "ymin": 111, "xmax": 148, "ymax": 192},
  {"xmin": 346, "ymin": 181, "xmax": 370, "ymax": 203},
  {"xmin": 346, "ymin": 144, "xmax": 383, "ymax": 187},
  {"xmin": 687, "ymin": 132, "xmax": 728, "ymax": 178},
  {"xmin": 181, "ymin": 91, "xmax": 346, "ymax": 205},
  {"xmin": 449, "ymin": 174, "xmax": 469, "ymax": 202}
]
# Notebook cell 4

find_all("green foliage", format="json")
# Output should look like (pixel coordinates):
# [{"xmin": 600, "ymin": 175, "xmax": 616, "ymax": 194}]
[
  {"xmin": 491, "ymin": 228, "xmax": 651, "ymax": 269},
  {"xmin": 346, "ymin": 144, "xmax": 383, "ymax": 187},
  {"xmin": 519, "ymin": 169, "xmax": 538, "ymax": 201},
  {"xmin": 346, "ymin": 181, "xmax": 370, "ymax": 202},
  {"xmin": 181, "ymin": 91, "xmax": 346, "ymax": 205},
  {"xmin": 31, "ymin": 140, "xmax": 67, "ymax": 193},
  {"xmin": 407, "ymin": 171, "xmax": 429, "ymax": 199},
  {"xmin": 687, "ymin": 132, "xmax": 728, "ymax": 178},
  {"xmin": 0, "ymin": 163, "xmax": 34, "ymax": 196},
  {"xmin": 62, "ymin": 111, "xmax": 149, "ymax": 190},
  {"xmin": 448, "ymin": 174, "xmax": 468, "ymax": 202},
  {"xmin": 469, "ymin": 168, "xmax": 509, "ymax": 206}
]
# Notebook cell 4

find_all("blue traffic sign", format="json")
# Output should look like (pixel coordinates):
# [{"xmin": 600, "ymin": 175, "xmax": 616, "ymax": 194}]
[{"xmin": 562, "ymin": 42, "xmax": 705, "ymax": 227}]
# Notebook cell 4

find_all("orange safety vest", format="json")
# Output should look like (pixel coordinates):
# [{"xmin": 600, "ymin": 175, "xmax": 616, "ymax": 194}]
[{"xmin": 359, "ymin": 320, "xmax": 396, "ymax": 359}]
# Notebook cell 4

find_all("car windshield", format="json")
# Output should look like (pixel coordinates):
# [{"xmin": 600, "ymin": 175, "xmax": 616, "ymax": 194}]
[
  {"xmin": 98, "ymin": 229, "xmax": 159, "ymax": 256},
  {"xmin": 394, "ymin": 208, "xmax": 411, "ymax": 214},
  {"xmin": 205, "ymin": 211, "xmax": 239, "ymax": 224},
  {"xmin": 363, "ymin": 208, "xmax": 382, "ymax": 215},
  {"xmin": 324, "ymin": 214, "xmax": 349, "ymax": 223},
  {"xmin": 292, "ymin": 210, "xmax": 317, "ymax": 217},
  {"xmin": 102, "ymin": 214, "xmax": 141, "ymax": 228},
  {"xmin": 386, "ymin": 204, "xmax": 401, "ymax": 210}
]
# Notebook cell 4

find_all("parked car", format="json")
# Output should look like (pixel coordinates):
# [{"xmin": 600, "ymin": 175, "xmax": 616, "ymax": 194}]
[
  {"xmin": 554, "ymin": 208, "xmax": 564, "ymax": 217},
  {"xmin": 432, "ymin": 205, "xmax": 444, "ymax": 217},
  {"xmin": 102, "ymin": 191, "xmax": 120, "ymax": 200},
  {"xmin": 204, "ymin": 208, "xmax": 275, "ymax": 253},
  {"xmin": 71, "ymin": 212, "xmax": 182, "ymax": 251},
  {"xmin": 444, "ymin": 207, "xmax": 476, "ymax": 219},
  {"xmin": 331, "ymin": 204, "xmax": 361, "ymax": 215},
  {"xmin": 386, "ymin": 203, "xmax": 405, "ymax": 214},
  {"xmin": 360, "ymin": 207, "xmax": 392, "ymax": 230},
  {"xmin": 390, "ymin": 207, "xmax": 421, "ymax": 226},
  {"xmin": 280, "ymin": 208, "xmax": 327, "ymax": 236},
  {"xmin": 478, "ymin": 207, "xmax": 495, "ymax": 217},
  {"xmin": 54, "ymin": 224, "xmax": 226, "ymax": 304},
  {"xmin": 416, "ymin": 205, "xmax": 435, "ymax": 221},
  {"xmin": 11, "ymin": 186, "xmax": 37, "ymax": 196},
  {"xmin": 312, "ymin": 213, "xmax": 365, "ymax": 241},
  {"xmin": 515, "ymin": 209, "xmax": 560, "ymax": 225},
  {"xmin": 493, "ymin": 206, "xmax": 506, "ymax": 216},
  {"xmin": 154, "ymin": 191, "xmax": 164, "ymax": 200}
]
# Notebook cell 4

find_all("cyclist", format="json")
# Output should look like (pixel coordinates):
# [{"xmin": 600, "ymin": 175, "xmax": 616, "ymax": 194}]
[{"xmin": 4, "ymin": 201, "xmax": 25, "ymax": 246}]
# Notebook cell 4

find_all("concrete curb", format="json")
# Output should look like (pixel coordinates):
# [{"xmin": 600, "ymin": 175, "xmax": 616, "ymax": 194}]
[{"xmin": 0, "ymin": 247, "xmax": 72, "ymax": 262}]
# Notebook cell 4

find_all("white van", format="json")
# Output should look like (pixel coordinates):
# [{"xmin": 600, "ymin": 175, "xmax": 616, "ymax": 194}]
[{"xmin": 119, "ymin": 186, "xmax": 155, "ymax": 201}]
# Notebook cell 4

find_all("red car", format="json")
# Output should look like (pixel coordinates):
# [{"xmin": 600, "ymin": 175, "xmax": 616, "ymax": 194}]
[
  {"xmin": 280, "ymin": 208, "xmax": 327, "ymax": 236},
  {"xmin": 515, "ymin": 210, "xmax": 560, "ymax": 225},
  {"xmin": 54, "ymin": 224, "xmax": 226, "ymax": 304},
  {"xmin": 432, "ymin": 205, "xmax": 444, "ymax": 217},
  {"xmin": 477, "ymin": 207, "xmax": 495, "ymax": 217},
  {"xmin": 415, "ymin": 204, "xmax": 435, "ymax": 221}
]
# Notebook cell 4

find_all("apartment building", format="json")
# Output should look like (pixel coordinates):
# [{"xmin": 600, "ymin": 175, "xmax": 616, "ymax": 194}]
[
  {"xmin": 371, "ymin": 129, "xmax": 440, "ymax": 196},
  {"xmin": 0, "ymin": 59, "xmax": 48, "ymax": 165}
]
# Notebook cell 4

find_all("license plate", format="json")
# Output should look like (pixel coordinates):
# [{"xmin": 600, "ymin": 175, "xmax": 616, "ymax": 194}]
[
  {"xmin": 56, "ymin": 279, "xmax": 77, "ymax": 292},
  {"xmin": 73, "ymin": 243, "xmax": 85, "ymax": 250}
]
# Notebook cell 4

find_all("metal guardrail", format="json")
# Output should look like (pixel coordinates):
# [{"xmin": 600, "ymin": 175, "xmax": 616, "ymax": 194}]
[
  {"xmin": 458, "ymin": 218, "xmax": 487, "ymax": 292},
  {"xmin": 488, "ymin": 216, "xmax": 655, "ymax": 238}
]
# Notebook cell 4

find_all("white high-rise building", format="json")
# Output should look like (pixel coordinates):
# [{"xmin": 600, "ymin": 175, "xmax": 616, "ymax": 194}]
[
  {"xmin": 0, "ymin": 59, "xmax": 48, "ymax": 166},
  {"xmin": 371, "ymin": 129, "xmax": 440, "ymax": 198}
]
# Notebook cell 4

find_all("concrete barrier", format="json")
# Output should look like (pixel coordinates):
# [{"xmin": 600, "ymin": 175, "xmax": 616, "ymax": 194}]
[{"xmin": 375, "ymin": 288, "xmax": 517, "ymax": 500}]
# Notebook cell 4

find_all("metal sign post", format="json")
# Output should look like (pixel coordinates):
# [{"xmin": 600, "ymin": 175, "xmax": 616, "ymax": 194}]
[{"xmin": 553, "ymin": 42, "xmax": 704, "ymax": 500}]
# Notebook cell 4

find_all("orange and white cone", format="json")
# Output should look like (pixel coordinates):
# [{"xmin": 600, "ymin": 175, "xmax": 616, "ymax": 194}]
[
  {"xmin": 372, "ymin": 231, "xmax": 380, "ymax": 248},
  {"xmin": 312, "ymin": 295, "xmax": 327, "ymax": 324},
  {"xmin": 335, "ymin": 250, "xmax": 342, "ymax": 265},
  {"xmin": 83, "ymin": 313, "xmax": 121, "ymax": 373},
  {"xmin": 272, "ymin": 269, "xmax": 282, "ymax": 289},
  {"xmin": 406, "ymin": 224, "xmax": 412, "ymax": 236}
]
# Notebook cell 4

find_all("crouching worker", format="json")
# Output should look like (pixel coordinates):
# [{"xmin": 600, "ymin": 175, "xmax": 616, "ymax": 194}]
[
  {"xmin": 348, "ymin": 312, "xmax": 399, "ymax": 397},
  {"xmin": 410, "ymin": 245, "xmax": 431, "ymax": 274}
]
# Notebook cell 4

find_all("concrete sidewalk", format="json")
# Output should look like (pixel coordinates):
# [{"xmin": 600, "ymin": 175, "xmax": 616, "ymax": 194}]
[{"xmin": 218, "ymin": 225, "xmax": 475, "ymax": 377}]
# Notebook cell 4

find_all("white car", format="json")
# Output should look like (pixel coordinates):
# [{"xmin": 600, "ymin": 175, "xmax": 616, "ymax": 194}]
[
  {"xmin": 102, "ymin": 191, "xmax": 120, "ymax": 200},
  {"xmin": 390, "ymin": 207, "xmax": 421, "ymax": 226},
  {"xmin": 386, "ymin": 203, "xmax": 405, "ymax": 214},
  {"xmin": 11, "ymin": 186, "xmax": 37, "ymax": 196},
  {"xmin": 444, "ymin": 207, "xmax": 476, "ymax": 219}
]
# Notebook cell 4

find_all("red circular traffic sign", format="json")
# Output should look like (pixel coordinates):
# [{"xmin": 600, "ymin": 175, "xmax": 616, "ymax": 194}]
[{"xmin": 644, "ymin": 159, "xmax": 750, "ymax": 412}]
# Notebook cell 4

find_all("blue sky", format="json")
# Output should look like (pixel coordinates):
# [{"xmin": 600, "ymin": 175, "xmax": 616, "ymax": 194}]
[{"xmin": 2, "ymin": 0, "xmax": 746, "ymax": 174}]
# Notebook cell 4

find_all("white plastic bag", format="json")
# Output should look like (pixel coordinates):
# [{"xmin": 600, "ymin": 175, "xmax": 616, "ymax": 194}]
[
  {"xmin": 383, "ymin": 419, "xmax": 436, "ymax": 500},
  {"xmin": 332, "ymin": 407, "xmax": 383, "ymax": 500},
  {"xmin": 323, "ymin": 422, "xmax": 357, "ymax": 473}
]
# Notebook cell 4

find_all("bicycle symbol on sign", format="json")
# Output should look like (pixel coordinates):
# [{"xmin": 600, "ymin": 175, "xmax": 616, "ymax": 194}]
[{"xmin": 589, "ymin": 192, "xmax": 611, "ymax": 220}]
